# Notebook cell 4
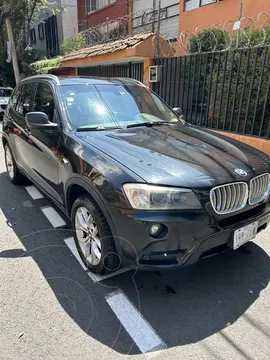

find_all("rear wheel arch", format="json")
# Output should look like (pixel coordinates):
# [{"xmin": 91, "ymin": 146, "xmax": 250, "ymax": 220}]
[
  {"xmin": 4, "ymin": 141, "xmax": 25, "ymax": 184},
  {"xmin": 2, "ymin": 136, "xmax": 8, "ymax": 148}
]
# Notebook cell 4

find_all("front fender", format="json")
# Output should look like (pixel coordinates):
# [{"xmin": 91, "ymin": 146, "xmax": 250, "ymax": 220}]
[{"xmin": 65, "ymin": 176, "xmax": 123, "ymax": 256}]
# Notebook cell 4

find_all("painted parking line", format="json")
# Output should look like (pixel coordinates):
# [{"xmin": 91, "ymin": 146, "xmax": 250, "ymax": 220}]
[
  {"xmin": 64, "ymin": 237, "xmax": 88, "ymax": 271},
  {"xmin": 106, "ymin": 290, "xmax": 167, "ymax": 354},
  {"xmin": 64, "ymin": 237, "xmax": 131, "ymax": 281},
  {"xmin": 87, "ymin": 266, "xmax": 131, "ymax": 283},
  {"xmin": 25, "ymin": 186, "xmax": 44, "ymax": 200},
  {"xmin": 41, "ymin": 206, "xmax": 66, "ymax": 228}
]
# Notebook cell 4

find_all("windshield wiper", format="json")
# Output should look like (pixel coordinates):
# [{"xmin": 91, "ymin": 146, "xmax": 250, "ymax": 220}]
[
  {"xmin": 76, "ymin": 126, "xmax": 122, "ymax": 132},
  {"xmin": 126, "ymin": 121, "xmax": 172, "ymax": 129}
]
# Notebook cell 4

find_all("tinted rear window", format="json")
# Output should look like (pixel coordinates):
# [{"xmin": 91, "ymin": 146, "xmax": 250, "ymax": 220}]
[{"xmin": 0, "ymin": 88, "xmax": 12, "ymax": 97}]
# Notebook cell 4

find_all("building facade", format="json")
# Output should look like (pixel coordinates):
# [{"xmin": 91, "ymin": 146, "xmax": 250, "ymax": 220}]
[
  {"xmin": 30, "ymin": 0, "xmax": 78, "ymax": 58},
  {"xmin": 132, "ymin": 0, "xmax": 180, "ymax": 40},
  {"xmin": 180, "ymin": 0, "xmax": 270, "ymax": 32},
  {"xmin": 77, "ymin": 0, "xmax": 129, "ymax": 31}
]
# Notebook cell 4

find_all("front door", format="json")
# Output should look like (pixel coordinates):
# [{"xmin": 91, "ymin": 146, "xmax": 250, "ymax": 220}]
[
  {"xmin": 8, "ymin": 82, "xmax": 36, "ymax": 175},
  {"xmin": 25, "ymin": 81, "xmax": 63, "ymax": 205}
]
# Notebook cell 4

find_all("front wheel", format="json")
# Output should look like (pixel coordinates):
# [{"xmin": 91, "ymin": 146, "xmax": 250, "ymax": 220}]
[
  {"xmin": 71, "ymin": 196, "xmax": 120, "ymax": 275},
  {"xmin": 4, "ymin": 143, "xmax": 25, "ymax": 184}
]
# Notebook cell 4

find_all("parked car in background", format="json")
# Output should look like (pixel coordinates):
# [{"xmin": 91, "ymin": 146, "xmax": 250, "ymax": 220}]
[
  {"xmin": 2, "ymin": 75, "xmax": 270, "ymax": 275},
  {"xmin": 0, "ymin": 87, "xmax": 13, "ymax": 120}
]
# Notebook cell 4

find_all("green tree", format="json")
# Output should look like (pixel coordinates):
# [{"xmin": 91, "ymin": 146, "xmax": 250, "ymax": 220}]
[
  {"xmin": 0, "ymin": 1, "xmax": 62, "ymax": 85},
  {"xmin": 188, "ymin": 28, "xmax": 231, "ymax": 54}
]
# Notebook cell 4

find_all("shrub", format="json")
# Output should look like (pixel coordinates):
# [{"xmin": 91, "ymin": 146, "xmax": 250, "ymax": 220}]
[
  {"xmin": 30, "ymin": 56, "xmax": 63, "ymax": 74},
  {"xmin": 60, "ymin": 34, "xmax": 88, "ymax": 55}
]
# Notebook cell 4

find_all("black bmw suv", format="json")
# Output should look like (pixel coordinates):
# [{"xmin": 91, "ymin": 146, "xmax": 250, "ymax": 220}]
[{"xmin": 2, "ymin": 75, "xmax": 270, "ymax": 274}]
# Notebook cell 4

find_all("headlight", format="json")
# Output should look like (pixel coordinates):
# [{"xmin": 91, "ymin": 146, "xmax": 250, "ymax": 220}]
[
  {"xmin": 0, "ymin": 99, "xmax": 7, "ymax": 104},
  {"xmin": 123, "ymin": 184, "xmax": 202, "ymax": 210}
]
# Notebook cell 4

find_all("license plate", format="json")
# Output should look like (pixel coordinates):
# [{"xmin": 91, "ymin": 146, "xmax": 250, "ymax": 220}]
[{"xmin": 233, "ymin": 222, "xmax": 259, "ymax": 250}]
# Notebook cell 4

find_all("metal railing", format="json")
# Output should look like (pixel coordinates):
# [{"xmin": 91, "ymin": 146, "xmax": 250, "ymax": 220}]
[{"xmin": 154, "ymin": 45, "xmax": 270, "ymax": 139}]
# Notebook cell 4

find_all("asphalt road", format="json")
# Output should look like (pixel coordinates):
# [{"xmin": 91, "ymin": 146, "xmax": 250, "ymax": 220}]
[{"xmin": 0, "ymin": 123, "xmax": 269, "ymax": 360}]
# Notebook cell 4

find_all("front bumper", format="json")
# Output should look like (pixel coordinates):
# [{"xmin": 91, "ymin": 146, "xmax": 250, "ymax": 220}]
[{"xmin": 108, "ymin": 203, "xmax": 270, "ymax": 270}]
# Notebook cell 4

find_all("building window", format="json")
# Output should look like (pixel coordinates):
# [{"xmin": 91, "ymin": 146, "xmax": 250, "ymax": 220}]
[
  {"xmin": 30, "ymin": 28, "xmax": 36, "ymax": 45},
  {"xmin": 45, "ymin": 15, "xmax": 60, "ymax": 57},
  {"xmin": 85, "ymin": 0, "xmax": 115, "ymax": 14},
  {"xmin": 86, "ymin": 0, "xmax": 96, "ymax": 13},
  {"xmin": 96, "ymin": 0, "xmax": 115, "ymax": 10},
  {"xmin": 185, "ymin": 0, "xmax": 218, "ymax": 12},
  {"xmin": 38, "ymin": 23, "xmax": 45, "ymax": 40}
]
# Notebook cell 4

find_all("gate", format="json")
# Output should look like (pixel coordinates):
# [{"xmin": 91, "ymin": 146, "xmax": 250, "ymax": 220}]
[
  {"xmin": 154, "ymin": 47, "xmax": 270, "ymax": 139},
  {"xmin": 78, "ymin": 62, "xmax": 144, "ymax": 82}
]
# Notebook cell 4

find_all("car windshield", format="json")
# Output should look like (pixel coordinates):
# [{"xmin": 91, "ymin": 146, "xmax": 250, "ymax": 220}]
[
  {"xmin": 60, "ymin": 83, "xmax": 181, "ymax": 129},
  {"xmin": 0, "ymin": 88, "xmax": 12, "ymax": 97}
]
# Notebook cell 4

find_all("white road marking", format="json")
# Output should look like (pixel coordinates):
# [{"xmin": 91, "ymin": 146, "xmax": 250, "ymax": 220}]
[
  {"xmin": 64, "ymin": 237, "xmax": 88, "ymax": 271},
  {"xmin": 41, "ymin": 206, "xmax": 66, "ymax": 228},
  {"xmin": 25, "ymin": 186, "xmax": 44, "ymax": 200},
  {"xmin": 144, "ymin": 349, "xmax": 166, "ymax": 359},
  {"xmin": 87, "ymin": 266, "xmax": 131, "ymax": 283},
  {"xmin": 64, "ymin": 237, "xmax": 130, "ymax": 280},
  {"xmin": 106, "ymin": 290, "xmax": 167, "ymax": 354}
]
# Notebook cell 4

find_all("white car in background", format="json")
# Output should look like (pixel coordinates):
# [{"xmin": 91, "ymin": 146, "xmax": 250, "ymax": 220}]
[{"xmin": 0, "ymin": 87, "xmax": 13, "ymax": 120}]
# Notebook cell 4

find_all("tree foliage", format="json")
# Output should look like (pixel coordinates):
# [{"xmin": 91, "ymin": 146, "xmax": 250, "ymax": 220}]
[
  {"xmin": 30, "ymin": 56, "xmax": 63, "ymax": 74},
  {"xmin": 0, "ymin": 1, "xmax": 62, "ymax": 85},
  {"xmin": 60, "ymin": 34, "xmax": 89, "ymax": 55},
  {"xmin": 189, "ymin": 28, "xmax": 231, "ymax": 54}
]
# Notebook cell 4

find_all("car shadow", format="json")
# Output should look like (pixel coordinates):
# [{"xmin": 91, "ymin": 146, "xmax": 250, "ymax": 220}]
[
  {"xmin": 113, "ymin": 241, "xmax": 270, "ymax": 349},
  {"xmin": 0, "ymin": 169, "xmax": 269, "ymax": 355}
]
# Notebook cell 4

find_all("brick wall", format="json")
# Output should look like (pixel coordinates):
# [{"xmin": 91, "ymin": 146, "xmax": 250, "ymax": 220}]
[
  {"xmin": 215, "ymin": 131, "xmax": 270, "ymax": 155},
  {"xmin": 77, "ymin": 0, "xmax": 128, "ymax": 31}
]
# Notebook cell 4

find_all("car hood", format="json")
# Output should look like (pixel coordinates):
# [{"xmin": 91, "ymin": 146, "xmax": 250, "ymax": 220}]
[{"xmin": 76, "ymin": 124, "xmax": 270, "ymax": 188}]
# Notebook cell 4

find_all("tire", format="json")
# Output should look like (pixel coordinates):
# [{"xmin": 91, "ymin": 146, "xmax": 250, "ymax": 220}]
[
  {"xmin": 71, "ymin": 195, "xmax": 120, "ymax": 275},
  {"xmin": 4, "ymin": 143, "xmax": 25, "ymax": 184}
]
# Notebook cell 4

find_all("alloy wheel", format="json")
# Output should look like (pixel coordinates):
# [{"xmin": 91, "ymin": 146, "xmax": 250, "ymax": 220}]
[
  {"xmin": 5, "ymin": 146, "xmax": 14, "ymax": 179},
  {"xmin": 75, "ymin": 206, "xmax": 102, "ymax": 266}
]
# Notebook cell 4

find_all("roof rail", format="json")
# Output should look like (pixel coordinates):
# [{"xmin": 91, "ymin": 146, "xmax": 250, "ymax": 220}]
[
  {"xmin": 20, "ymin": 74, "xmax": 60, "ymax": 85},
  {"xmin": 112, "ymin": 77, "xmax": 144, "ymax": 85}
]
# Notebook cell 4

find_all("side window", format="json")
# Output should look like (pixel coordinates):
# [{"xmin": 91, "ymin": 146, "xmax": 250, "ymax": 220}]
[
  {"xmin": 14, "ymin": 85, "xmax": 24, "ymax": 115},
  {"xmin": 9, "ymin": 86, "xmax": 19, "ymax": 109},
  {"xmin": 34, "ymin": 83, "xmax": 56, "ymax": 122},
  {"xmin": 16, "ymin": 83, "xmax": 34, "ymax": 116}
]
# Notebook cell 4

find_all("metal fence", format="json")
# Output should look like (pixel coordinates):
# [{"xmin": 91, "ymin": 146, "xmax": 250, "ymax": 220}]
[
  {"xmin": 154, "ymin": 46, "xmax": 270, "ymax": 139},
  {"xmin": 77, "ymin": 62, "xmax": 144, "ymax": 82}
]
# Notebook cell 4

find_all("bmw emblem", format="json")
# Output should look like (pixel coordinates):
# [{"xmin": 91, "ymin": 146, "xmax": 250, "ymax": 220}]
[{"xmin": 235, "ymin": 168, "xmax": 248, "ymax": 176}]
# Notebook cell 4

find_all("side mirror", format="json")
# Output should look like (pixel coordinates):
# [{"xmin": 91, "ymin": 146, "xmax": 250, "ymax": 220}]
[
  {"xmin": 173, "ymin": 107, "xmax": 183, "ymax": 117},
  {"xmin": 25, "ymin": 112, "xmax": 58, "ymax": 130}
]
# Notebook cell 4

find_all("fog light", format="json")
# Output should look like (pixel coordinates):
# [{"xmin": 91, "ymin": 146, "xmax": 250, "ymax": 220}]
[{"xmin": 149, "ymin": 224, "xmax": 163, "ymax": 237}]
